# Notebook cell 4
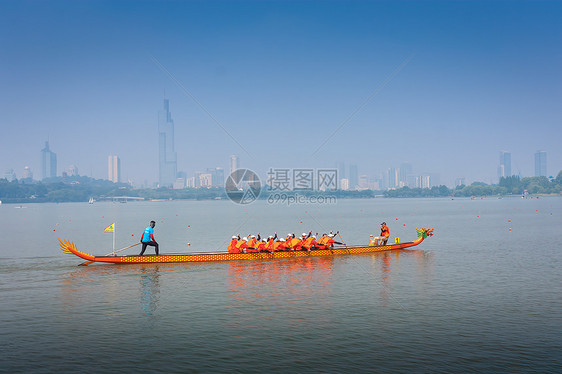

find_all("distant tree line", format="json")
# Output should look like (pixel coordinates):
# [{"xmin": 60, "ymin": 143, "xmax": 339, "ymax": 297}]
[
  {"xmin": 0, "ymin": 176, "xmax": 132, "ymax": 203},
  {"xmin": 384, "ymin": 171, "xmax": 562, "ymax": 198},
  {"xmin": 1, "ymin": 171, "xmax": 561, "ymax": 203}
]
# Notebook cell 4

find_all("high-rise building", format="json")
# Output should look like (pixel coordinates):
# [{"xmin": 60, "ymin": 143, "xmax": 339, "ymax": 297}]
[
  {"xmin": 498, "ymin": 151, "xmax": 511, "ymax": 179},
  {"xmin": 399, "ymin": 162, "xmax": 413, "ymax": 187},
  {"xmin": 211, "ymin": 167, "xmax": 224, "ymax": 187},
  {"xmin": 41, "ymin": 141, "xmax": 57, "ymax": 180},
  {"xmin": 108, "ymin": 155, "xmax": 121, "ymax": 183},
  {"xmin": 534, "ymin": 151, "xmax": 547, "ymax": 177},
  {"xmin": 349, "ymin": 164, "xmax": 358, "ymax": 190},
  {"xmin": 387, "ymin": 168, "xmax": 399, "ymax": 189},
  {"xmin": 158, "ymin": 99, "xmax": 178, "ymax": 187},
  {"xmin": 22, "ymin": 166, "xmax": 33, "ymax": 182},
  {"xmin": 67, "ymin": 165, "xmax": 79, "ymax": 177},
  {"xmin": 4, "ymin": 169, "xmax": 16, "ymax": 182},
  {"xmin": 230, "ymin": 155, "xmax": 239, "ymax": 175},
  {"xmin": 455, "ymin": 177, "xmax": 466, "ymax": 187},
  {"xmin": 338, "ymin": 162, "xmax": 346, "ymax": 180}
]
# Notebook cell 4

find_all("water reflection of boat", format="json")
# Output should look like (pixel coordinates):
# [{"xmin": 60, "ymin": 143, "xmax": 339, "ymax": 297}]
[{"xmin": 59, "ymin": 228, "xmax": 434, "ymax": 266}]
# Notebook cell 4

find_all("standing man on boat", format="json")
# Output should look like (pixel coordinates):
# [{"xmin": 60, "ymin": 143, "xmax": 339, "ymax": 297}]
[{"xmin": 139, "ymin": 221, "xmax": 159, "ymax": 256}]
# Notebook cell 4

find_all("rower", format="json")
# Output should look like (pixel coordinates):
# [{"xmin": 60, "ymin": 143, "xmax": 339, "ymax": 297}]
[
  {"xmin": 256, "ymin": 239, "xmax": 269, "ymax": 253},
  {"xmin": 273, "ymin": 238, "xmax": 287, "ymax": 252},
  {"xmin": 235, "ymin": 237, "xmax": 248, "ymax": 253},
  {"xmin": 317, "ymin": 234, "xmax": 329, "ymax": 249},
  {"xmin": 266, "ymin": 234, "xmax": 277, "ymax": 252},
  {"xmin": 228, "ymin": 235, "xmax": 239, "ymax": 253},
  {"xmin": 291, "ymin": 233, "xmax": 307, "ymax": 251},
  {"xmin": 247, "ymin": 234, "xmax": 258, "ymax": 249},
  {"xmin": 325, "ymin": 234, "xmax": 342, "ymax": 248},
  {"xmin": 302, "ymin": 233, "xmax": 316, "ymax": 251}
]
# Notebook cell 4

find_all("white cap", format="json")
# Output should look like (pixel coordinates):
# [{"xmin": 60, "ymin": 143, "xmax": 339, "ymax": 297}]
[
  {"xmin": 243, "ymin": 237, "xmax": 248, "ymax": 241},
  {"xmin": 312, "ymin": 235, "xmax": 316, "ymax": 239},
  {"xmin": 280, "ymin": 238, "xmax": 285, "ymax": 242},
  {"xmin": 302, "ymin": 233, "xmax": 306, "ymax": 236},
  {"xmin": 250, "ymin": 235, "xmax": 255, "ymax": 238},
  {"xmin": 232, "ymin": 236, "xmax": 237, "ymax": 239},
  {"xmin": 268, "ymin": 235, "xmax": 273, "ymax": 238},
  {"xmin": 328, "ymin": 234, "xmax": 334, "ymax": 237}
]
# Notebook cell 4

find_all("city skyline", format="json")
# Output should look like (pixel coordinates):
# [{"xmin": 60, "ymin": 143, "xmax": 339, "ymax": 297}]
[
  {"xmin": 1, "ymin": 1, "xmax": 561, "ymax": 185},
  {"xmin": 6, "ymin": 141, "xmax": 555, "ymax": 191}
]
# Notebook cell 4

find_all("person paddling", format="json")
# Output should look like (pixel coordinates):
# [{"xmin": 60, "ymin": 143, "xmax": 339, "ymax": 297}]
[
  {"xmin": 228, "ymin": 235, "xmax": 239, "ymax": 253},
  {"xmin": 139, "ymin": 220, "xmax": 159, "ymax": 256}
]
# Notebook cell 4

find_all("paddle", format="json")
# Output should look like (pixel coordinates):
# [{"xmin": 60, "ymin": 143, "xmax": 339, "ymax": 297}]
[
  {"xmin": 105, "ymin": 242, "xmax": 141, "ymax": 256},
  {"xmin": 337, "ymin": 231, "xmax": 350, "ymax": 254}
]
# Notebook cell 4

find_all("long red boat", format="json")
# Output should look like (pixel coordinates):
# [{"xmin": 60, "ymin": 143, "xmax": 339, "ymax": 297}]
[{"xmin": 60, "ymin": 228, "xmax": 434, "ymax": 266}]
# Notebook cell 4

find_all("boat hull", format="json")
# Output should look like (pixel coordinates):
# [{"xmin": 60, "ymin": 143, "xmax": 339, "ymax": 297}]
[{"xmin": 59, "ymin": 229, "xmax": 433, "ymax": 265}]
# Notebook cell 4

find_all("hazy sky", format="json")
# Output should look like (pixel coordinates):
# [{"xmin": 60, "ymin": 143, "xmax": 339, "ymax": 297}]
[{"xmin": 1, "ymin": 0, "xmax": 560, "ymax": 186}]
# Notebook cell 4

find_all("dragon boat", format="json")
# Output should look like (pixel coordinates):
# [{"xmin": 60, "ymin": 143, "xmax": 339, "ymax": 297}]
[{"xmin": 60, "ymin": 228, "xmax": 434, "ymax": 266}]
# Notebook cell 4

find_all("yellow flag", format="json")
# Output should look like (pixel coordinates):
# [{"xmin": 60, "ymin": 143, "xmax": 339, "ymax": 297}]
[{"xmin": 104, "ymin": 223, "xmax": 115, "ymax": 233}]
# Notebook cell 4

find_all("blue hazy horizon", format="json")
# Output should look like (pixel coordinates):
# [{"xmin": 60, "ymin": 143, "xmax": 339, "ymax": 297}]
[{"xmin": 1, "ymin": 1, "xmax": 561, "ymax": 186}]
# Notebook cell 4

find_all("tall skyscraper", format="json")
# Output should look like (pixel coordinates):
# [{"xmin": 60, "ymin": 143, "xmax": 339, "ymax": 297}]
[
  {"xmin": 399, "ymin": 162, "xmax": 413, "ymax": 187},
  {"xmin": 22, "ymin": 166, "xmax": 33, "ymax": 181},
  {"xmin": 498, "ymin": 151, "xmax": 511, "ymax": 179},
  {"xmin": 4, "ymin": 169, "xmax": 16, "ymax": 182},
  {"xmin": 41, "ymin": 141, "xmax": 57, "ymax": 180},
  {"xmin": 534, "ymin": 150, "xmax": 547, "ymax": 177},
  {"xmin": 387, "ymin": 168, "xmax": 399, "ymax": 189},
  {"xmin": 230, "ymin": 155, "xmax": 240, "ymax": 174},
  {"xmin": 108, "ymin": 155, "xmax": 121, "ymax": 183},
  {"xmin": 338, "ymin": 162, "xmax": 346, "ymax": 180},
  {"xmin": 158, "ymin": 99, "xmax": 177, "ymax": 187},
  {"xmin": 349, "ymin": 164, "xmax": 358, "ymax": 190}
]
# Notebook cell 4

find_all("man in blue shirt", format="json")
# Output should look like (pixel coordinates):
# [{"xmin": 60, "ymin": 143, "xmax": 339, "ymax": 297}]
[{"xmin": 139, "ymin": 220, "xmax": 159, "ymax": 256}]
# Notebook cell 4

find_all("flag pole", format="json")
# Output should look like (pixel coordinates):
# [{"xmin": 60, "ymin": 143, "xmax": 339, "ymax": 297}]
[{"xmin": 112, "ymin": 224, "xmax": 116, "ymax": 256}]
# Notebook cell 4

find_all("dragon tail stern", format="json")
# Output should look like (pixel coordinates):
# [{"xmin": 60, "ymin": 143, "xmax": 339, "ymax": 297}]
[{"xmin": 58, "ymin": 239, "xmax": 95, "ymax": 261}]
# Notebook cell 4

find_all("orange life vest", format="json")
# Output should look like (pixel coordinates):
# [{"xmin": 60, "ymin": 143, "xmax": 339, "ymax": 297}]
[
  {"xmin": 228, "ymin": 239, "xmax": 238, "ymax": 253},
  {"xmin": 256, "ymin": 242, "xmax": 267, "ymax": 252},
  {"xmin": 289, "ymin": 238, "xmax": 302, "ymax": 250},
  {"xmin": 303, "ymin": 237, "xmax": 316, "ymax": 249},
  {"xmin": 235, "ymin": 240, "xmax": 247, "ymax": 253},
  {"xmin": 247, "ymin": 238, "xmax": 257, "ymax": 249},
  {"xmin": 381, "ymin": 225, "xmax": 390, "ymax": 238}
]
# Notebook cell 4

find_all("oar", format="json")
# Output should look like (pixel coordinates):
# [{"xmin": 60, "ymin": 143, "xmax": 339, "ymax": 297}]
[
  {"xmin": 337, "ymin": 232, "xmax": 350, "ymax": 254},
  {"xmin": 105, "ymin": 242, "xmax": 141, "ymax": 256}
]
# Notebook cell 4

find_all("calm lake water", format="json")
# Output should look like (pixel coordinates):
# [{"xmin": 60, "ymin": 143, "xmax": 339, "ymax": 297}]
[{"xmin": 1, "ymin": 198, "xmax": 560, "ymax": 373}]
